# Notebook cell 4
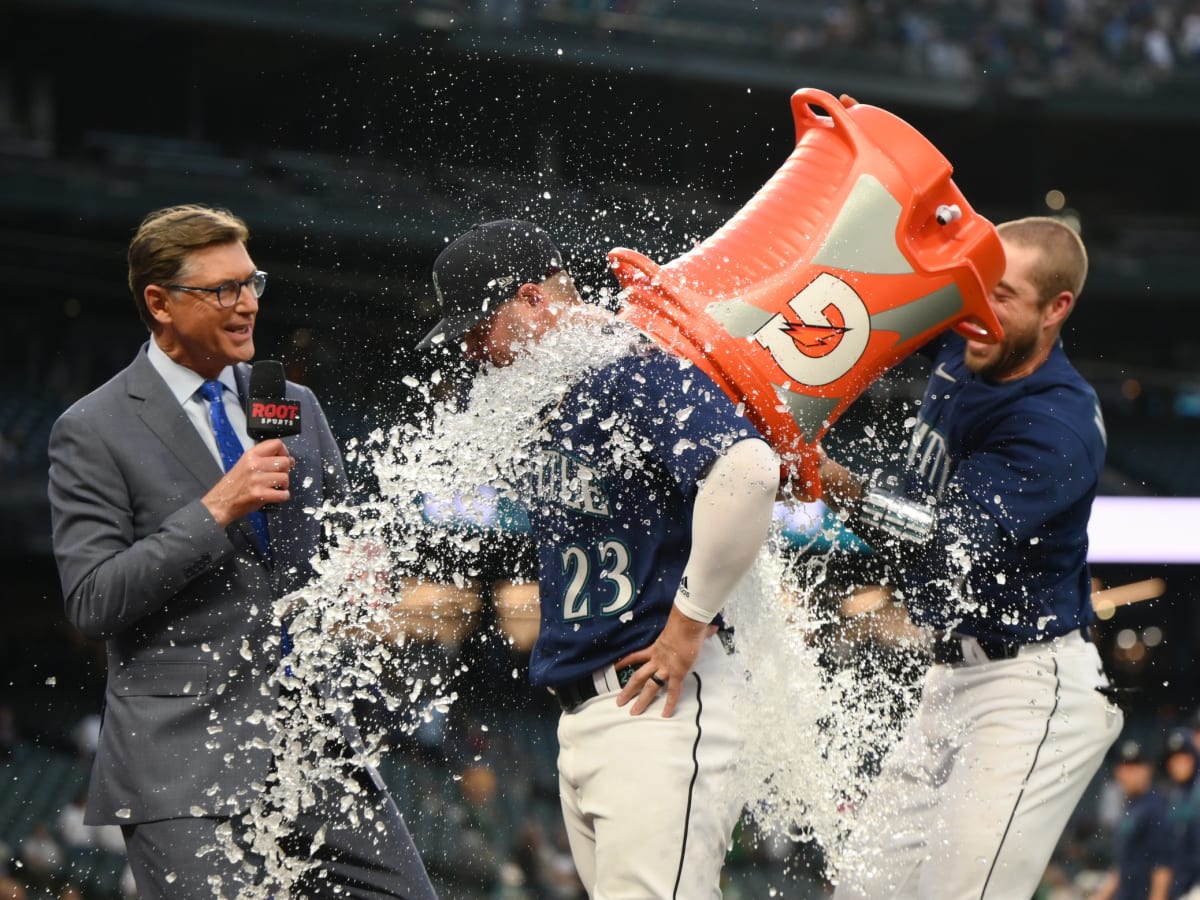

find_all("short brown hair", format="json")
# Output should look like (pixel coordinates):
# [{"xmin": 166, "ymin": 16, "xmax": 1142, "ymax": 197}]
[
  {"xmin": 127, "ymin": 204, "xmax": 250, "ymax": 328},
  {"xmin": 996, "ymin": 216, "xmax": 1088, "ymax": 305}
]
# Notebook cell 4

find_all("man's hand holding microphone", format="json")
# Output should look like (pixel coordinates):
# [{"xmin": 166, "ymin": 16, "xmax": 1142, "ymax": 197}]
[{"xmin": 202, "ymin": 360, "xmax": 301, "ymax": 529}]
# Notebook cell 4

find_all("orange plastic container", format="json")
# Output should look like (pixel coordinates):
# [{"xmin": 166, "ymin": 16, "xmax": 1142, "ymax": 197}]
[{"xmin": 612, "ymin": 88, "xmax": 1005, "ymax": 499}]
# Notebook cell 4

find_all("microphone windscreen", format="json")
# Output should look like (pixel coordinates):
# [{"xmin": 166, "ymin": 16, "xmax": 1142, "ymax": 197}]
[{"xmin": 249, "ymin": 359, "xmax": 286, "ymax": 401}]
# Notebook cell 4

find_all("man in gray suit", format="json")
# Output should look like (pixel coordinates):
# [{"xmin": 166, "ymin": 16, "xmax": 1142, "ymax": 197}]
[{"xmin": 47, "ymin": 205, "xmax": 437, "ymax": 900}]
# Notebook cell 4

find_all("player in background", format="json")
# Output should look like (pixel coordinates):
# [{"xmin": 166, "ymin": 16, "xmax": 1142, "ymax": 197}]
[
  {"xmin": 1089, "ymin": 740, "xmax": 1174, "ymax": 900},
  {"xmin": 417, "ymin": 219, "xmax": 781, "ymax": 899},
  {"xmin": 818, "ymin": 216, "xmax": 1123, "ymax": 899},
  {"xmin": 1161, "ymin": 729, "xmax": 1200, "ymax": 900}
]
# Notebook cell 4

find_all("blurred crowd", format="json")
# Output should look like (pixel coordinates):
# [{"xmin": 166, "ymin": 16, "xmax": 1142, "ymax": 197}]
[
  {"xmin": 533, "ymin": 0, "xmax": 1200, "ymax": 92},
  {"xmin": 1049, "ymin": 706, "xmax": 1200, "ymax": 898}
]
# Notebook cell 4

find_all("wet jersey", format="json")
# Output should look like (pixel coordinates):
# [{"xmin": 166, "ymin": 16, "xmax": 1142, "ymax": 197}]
[
  {"xmin": 899, "ymin": 333, "xmax": 1106, "ymax": 643},
  {"xmin": 523, "ymin": 345, "xmax": 762, "ymax": 688}
]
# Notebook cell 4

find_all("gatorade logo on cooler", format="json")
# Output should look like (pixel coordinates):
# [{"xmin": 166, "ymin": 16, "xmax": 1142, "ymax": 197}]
[{"xmin": 751, "ymin": 273, "xmax": 870, "ymax": 388}]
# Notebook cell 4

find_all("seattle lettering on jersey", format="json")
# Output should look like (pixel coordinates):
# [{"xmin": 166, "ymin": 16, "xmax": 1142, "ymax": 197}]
[
  {"xmin": 907, "ymin": 418, "xmax": 953, "ymax": 498},
  {"xmin": 533, "ymin": 448, "xmax": 612, "ymax": 517}
]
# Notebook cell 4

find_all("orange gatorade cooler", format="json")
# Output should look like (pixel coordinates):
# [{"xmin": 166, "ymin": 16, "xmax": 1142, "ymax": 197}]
[{"xmin": 611, "ymin": 88, "xmax": 1005, "ymax": 499}]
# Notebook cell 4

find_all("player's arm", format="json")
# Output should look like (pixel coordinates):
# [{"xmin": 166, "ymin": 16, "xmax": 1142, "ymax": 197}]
[
  {"xmin": 1087, "ymin": 870, "xmax": 1118, "ymax": 900},
  {"xmin": 819, "ymin": 460, "xmax": 1012, "ymax": 610},
  {"xmin": 1148, "ymin": 865, "xmax": 1174, "ymax": 900},
  {"xmin": 834, "ymin": 584, "xmax": 924, "ymax": 647},
  {"xmin": 617, "ymin": 437, "xmax": 780, "ymax": 717},
  {"xmin": 818, "ymin": 450, "xmax": 942, "ymax": 548},
  {"xmin": 821, "ymin": 411, "xmax": 1095, "ymax": 595}
]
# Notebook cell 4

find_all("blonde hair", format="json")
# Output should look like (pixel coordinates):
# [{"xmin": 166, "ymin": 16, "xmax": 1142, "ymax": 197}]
[
  {"xmin": 996, "ymin": 216, "xmax": 1088, "ymax": 305},
  {"xmin": 127, "ymin": 204, "xmax": 249, "ymax": 328}
]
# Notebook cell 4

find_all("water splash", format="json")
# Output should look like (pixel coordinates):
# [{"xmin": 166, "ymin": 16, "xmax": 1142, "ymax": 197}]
[
  {"xmin": 204, "ymin": 301, "xmax": 932, "ymax": 894},
  {"xmin": 725, "ymin": 527, "xmax": 925, "ymax": 881}
]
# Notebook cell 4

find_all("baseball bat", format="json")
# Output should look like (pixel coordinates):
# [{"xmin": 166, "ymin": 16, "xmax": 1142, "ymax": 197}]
[
  {"xmin": 1090, "ymin": 577, "xmax": 1167, "ymax": 619},
  {"xmin": 836, "ymin": 577, "xmax": 1167, "ymax": 624}
]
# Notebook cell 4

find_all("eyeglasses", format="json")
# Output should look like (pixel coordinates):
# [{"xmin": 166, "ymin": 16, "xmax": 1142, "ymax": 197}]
[{"xmin": 167, "ymin": 270, "xmax": 267, "ymax": 308}]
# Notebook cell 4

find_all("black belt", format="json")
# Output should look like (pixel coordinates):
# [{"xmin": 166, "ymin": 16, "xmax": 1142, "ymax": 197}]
[
  {"xmin": 550, "ymin": 665, "xmax": 638, "ymax": 713},
  {"xmin": 932, "ymin": 627, "xmax": 1089, "ymax": 666},
  {"xmin": 931, "ymin": 633, "xmax": 1021, "ymax": 665}
]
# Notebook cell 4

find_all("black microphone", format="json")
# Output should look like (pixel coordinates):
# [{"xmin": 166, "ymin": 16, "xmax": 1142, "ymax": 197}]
[{"xmin": 246, "ymin": 360, "xmax": 302, "ymax": 441}]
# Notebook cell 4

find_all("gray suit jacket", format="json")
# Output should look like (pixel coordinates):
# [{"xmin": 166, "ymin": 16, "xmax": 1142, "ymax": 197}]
[{"xmin": 48, "ymin": 345, "xmax": 349, "ymax": 825}]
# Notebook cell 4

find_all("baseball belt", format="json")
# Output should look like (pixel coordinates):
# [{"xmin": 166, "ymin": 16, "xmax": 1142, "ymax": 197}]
[
  {"xmin": 932, "ymin": 627, "xmax": 1088, "ymax": 666},
  {"xmin": 551, "ymin": 664, "xmax": 638, "ymax": 713}
]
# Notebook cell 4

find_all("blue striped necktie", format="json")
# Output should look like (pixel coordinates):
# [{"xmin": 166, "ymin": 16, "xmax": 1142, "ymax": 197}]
[
  {"xmin": 197, "ymin": 380, "xmax": 293, "ymax": 664},
  {"xmin": 197, "ymin": 380, "xmax": 271, "ymax": 560}
]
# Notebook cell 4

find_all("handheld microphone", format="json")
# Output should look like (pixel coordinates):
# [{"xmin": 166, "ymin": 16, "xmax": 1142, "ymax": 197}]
[{"xmin": 246, "ymin": 360, "xmax": 302, "ymax": 441}]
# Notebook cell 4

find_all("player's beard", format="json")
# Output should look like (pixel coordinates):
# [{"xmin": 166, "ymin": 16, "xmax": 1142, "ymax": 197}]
[{"xmin": 963, "ymin": 328, "xmax": 1040, "ymax": 381}]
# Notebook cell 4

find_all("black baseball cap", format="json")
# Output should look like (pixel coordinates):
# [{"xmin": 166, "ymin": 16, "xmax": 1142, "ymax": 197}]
[
  {"xmin": 417, "ymin": 220, "xmax": 564, "ymax": 350},
  {"xmin": 1164, "ymin": 729, "xmax": 1196, "ymax": 759},
  {"xmin": 1115, "ymin": 739, "xmax": 1149, "ymax": 765}
]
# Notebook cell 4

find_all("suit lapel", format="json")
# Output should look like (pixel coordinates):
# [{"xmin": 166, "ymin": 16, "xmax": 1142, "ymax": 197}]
[{"xmin": 128, "ymin": 349, "xmax": 222, "ymax": 488}]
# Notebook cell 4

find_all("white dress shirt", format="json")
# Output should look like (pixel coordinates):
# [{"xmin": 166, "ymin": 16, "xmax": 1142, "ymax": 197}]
[{"xmin": 146, "ymin": 339, "xmax": 253, "ymax": 469}]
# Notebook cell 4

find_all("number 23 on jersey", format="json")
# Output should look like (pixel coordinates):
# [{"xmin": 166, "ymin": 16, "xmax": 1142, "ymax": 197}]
[{"xmin": 559, "ymin": 538, "xmax": 637, "ymax": 621}]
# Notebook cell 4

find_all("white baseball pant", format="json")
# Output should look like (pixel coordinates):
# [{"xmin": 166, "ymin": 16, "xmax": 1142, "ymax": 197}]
[
  {"xmin": 556, "ymin": 638, "xmax": 744, "ymax": 899},
  {"xmin": 833, "ymin": 630, "xmax": 1123, "ymax": 900}
]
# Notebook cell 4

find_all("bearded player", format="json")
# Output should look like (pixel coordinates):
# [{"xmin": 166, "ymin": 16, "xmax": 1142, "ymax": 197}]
[{"xmin": 819, "ymin": 216, "xmax": 1123, "ymax": 898}]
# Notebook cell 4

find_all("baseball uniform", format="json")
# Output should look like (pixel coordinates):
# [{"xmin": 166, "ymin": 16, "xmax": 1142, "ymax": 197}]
[
  {"xmin": 524, "ymin": 342, "xmax": 764, "ymax": 899},
  {"xmin": 833, "ymin": 333, "xmax": 1123, "ymax": 899}
]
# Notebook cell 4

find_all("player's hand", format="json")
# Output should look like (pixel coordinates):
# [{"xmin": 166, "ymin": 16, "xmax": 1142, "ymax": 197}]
[
  {"xmin": 202, "ymin": 439, "xmax": 294, "ymax": 528},
  {"xmin": 615, "ymin": 607, "xmax": 716, "ymax": 718},
  {"xmin": 816, "ymin": 446, "xmax": 863, "ymax": 515}
]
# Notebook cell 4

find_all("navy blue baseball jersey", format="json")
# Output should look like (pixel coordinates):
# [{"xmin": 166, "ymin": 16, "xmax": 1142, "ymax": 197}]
[
  {"xmin": 1169, "ymin": 782, "xmax": 1200, "ymax": 897},
  {"xmin": 897, "ymin": 333, "xmax": 1106, "ymax": 643},
  {"xmin": 1114, "ymin": 790, "xmax": 1173, "ymax": 899},
  {"xmin": 522, "ymin": 344, "xmax": 762, "ymax": 688}
]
